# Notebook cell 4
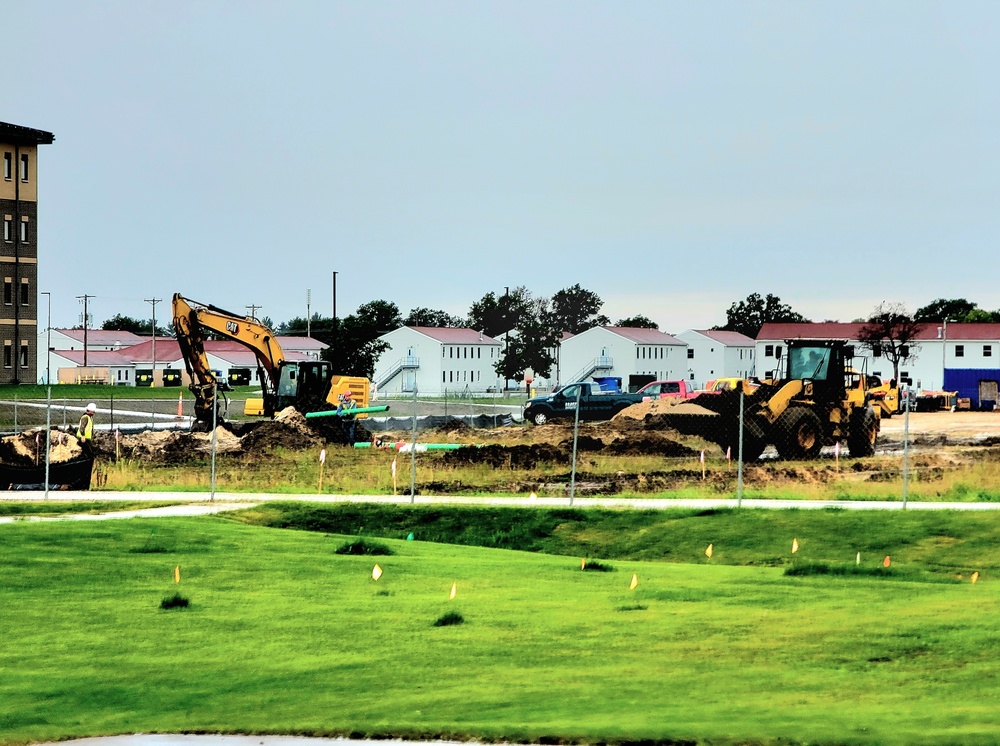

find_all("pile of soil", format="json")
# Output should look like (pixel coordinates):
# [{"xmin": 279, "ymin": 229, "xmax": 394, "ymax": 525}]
[
  {"xmin": 444, "ymin": 443, "xmax": 565, "ymax": 469},
  {"xmin": 0, "ymin": 428, "xmax": 85, "ymax": 467},
  {"xmin": 240, "ymin": 407, "xmax": 326, "ymax": 453}
]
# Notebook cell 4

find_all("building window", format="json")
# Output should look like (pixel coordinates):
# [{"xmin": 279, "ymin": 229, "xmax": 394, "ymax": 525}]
[
  {"xmin": 955, "ymin": 345, "xmax": 964, "ymax": 358},
  {"xmin": 775, "ymin": 346, "xmax": 783, "ymax": 358},
  {"xmin": 2, "ymin": 153, "xmax": 10, "ymax": 180},
  {"xmin": 442, "ymin": 371, "xmax": 446, "ymax": 383},
  {"xmin": 19, "ymin": 343, "xmax": 28, "ymax": 368},
  {"xmin": 765, "ymin": 345, "xmax": 773, "ymax": 357},
  {"xmin": 2, "ymin": 217, "xmax": 10, "ymax": 242},
  {"xmin": 985, "ymin": 345, "xmax": 993, "ymax": 358},
  {"xmin": 872, "ymin": 345, "xmax": 882, "ymax": 357},
  {"xmin": 900, "ymin": 345, "xmax": 909, "ymax": 358},
  {"xmin": 3, "ymin": 341, "xmax": 10, "ymax": 368},
  {"xmin": 449, "ymin": 347, "xmax": 453, "ymax": 358},
  {"xmin": 3, "ymin": 278, "xmax": 11, "ymax": 305},
  {"xmin": 442, "ymin": 347, "xmax": 445, "ymax": 358},
  {"xmin": 687, "ymin": 349, "xmax": 694, "ymax": 359},
  {"xmin": 20, "ymin": 278, "xmax": 28, "ymax": 306},
  {"xmin": 19, "ymin": 219, "xmax": 28, "ymax": 243},
  {"xmin": 477, "ymin": 348, "xmax": 481, "ymax": 359},
  {"xmin": 20, "ymin": 154, "xmax": 28, "ymax": 182}
]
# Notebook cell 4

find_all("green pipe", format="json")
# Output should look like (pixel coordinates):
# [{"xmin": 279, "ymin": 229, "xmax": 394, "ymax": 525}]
[
  {"xmin": 351, "ymin": 441, "xmax": 471, "ymax": 451},
  {"xmin": 305, "ymin": 405, "xmax": 391, "ymax": 419}
]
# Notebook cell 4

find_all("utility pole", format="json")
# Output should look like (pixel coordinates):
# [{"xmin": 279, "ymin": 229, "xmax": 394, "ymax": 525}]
[
  {"xmin": 145, "ymin": 297, "xmax": 161, "ymax": 386},
  {"xmin": 76, "ymin": 294, "xmax": 92, "ymax": 367},
  {"xmin": 246, "ymin": 304, "xmax": 261, "ymax": 320},
  {"xmin": 332, "ymin": 271, "xmax": 338, "ymax": 323},
  {"xmin": 306, "ymin": 289, "xmax": 311, "ymax": 337}
]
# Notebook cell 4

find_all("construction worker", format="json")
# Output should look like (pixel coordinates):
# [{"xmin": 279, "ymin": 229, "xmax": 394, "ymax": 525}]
[
  {"xmin": 77, "ymin": 402, "xmax": 97, "ymax": 452},
  {"xmin": 337, "ymin": 390, "xmax": 358, "ymax": 444}
]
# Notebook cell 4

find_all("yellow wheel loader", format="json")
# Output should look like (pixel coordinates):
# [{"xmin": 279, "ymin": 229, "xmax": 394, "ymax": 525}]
[{"xmin": 661, "ymin": 340, "xmax": 879, "ymax": 461}]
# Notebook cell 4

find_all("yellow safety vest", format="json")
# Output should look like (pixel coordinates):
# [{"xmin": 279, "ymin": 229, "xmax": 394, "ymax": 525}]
[{"xmin": 77, "ymin": 413, "xmax": 93, "ymax": 442}]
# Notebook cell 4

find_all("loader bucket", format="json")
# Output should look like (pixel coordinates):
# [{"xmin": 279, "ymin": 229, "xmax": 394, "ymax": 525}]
[{"xmin": 657, "ymin": 385, "xmax": 778, "ymax": 453}]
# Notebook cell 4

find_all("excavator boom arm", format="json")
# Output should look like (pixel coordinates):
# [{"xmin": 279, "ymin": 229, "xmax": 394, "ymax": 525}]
[{"xmin": 172, "ymin": 293, "xmax": 288, "ymax": 425}]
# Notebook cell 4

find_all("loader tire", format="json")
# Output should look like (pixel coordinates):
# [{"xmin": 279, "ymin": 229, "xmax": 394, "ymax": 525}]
[
  {"xmin": 776, "ymin": 407, "xmax": 824, "ymax": 460},
  {"xmin": 848, "ymin": 406, "xmax": 879, "ymax": 457}
]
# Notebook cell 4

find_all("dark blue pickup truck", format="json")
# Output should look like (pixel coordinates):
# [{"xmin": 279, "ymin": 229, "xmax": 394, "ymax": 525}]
[{"xmin": 522, "ymin": 381, "xmax": 644, "ymax": 425}]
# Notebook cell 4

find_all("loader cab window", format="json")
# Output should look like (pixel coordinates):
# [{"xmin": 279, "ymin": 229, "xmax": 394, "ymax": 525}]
[{"xmin": 790, "ymin": 347, "xmax": 831, "ymax": 381}]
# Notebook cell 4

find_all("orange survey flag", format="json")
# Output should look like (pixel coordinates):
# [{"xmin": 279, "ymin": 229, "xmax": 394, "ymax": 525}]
[{"xmin": 883, "ymin": 556, "xmax": 891, "ymax": 568}]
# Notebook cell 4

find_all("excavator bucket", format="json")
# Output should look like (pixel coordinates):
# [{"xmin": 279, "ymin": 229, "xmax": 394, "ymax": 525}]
[{"xmin": 657, "ymin": 384, "xmax": 777, "ymax": 455}]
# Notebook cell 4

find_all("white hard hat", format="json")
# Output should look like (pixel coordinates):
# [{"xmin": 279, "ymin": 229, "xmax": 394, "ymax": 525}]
[{"xmin": 86, "ymin": 402, "xmax": 97, "ymax": 413}]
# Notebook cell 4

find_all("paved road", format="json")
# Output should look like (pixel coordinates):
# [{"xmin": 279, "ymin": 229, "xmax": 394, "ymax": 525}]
[{"xmin": 2, "ymin": 491, "xmax": 1000, "ymax": 521}]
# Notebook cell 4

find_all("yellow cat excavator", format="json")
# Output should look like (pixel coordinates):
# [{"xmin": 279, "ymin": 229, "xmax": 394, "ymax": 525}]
[{"xmin": 172, "ymin": 293, "xmax": 368, "ymax": 430}]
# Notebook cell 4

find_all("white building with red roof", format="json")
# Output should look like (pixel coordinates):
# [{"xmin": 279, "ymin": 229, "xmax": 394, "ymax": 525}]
[
  {"xmin": 558, "ymin": 326, "xmax": 687, "ymax": 392},
  {"xmin": 373, "ymin": 326, "xmax": 503, "ymax": 395},
  {"xmin": 674, "ymin": 329, "xmax": 756, "ymax": 388}
]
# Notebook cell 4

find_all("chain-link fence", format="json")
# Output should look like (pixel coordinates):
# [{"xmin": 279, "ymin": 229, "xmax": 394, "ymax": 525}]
[{"xmin": 0, "ymin": 388, "xmax": 993, "ymax": 501}]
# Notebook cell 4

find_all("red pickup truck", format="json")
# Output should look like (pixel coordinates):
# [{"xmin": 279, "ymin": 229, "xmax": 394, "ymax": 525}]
[{"xmin": 636, "ymin": 380, "xmax": 700, "ymax": 401}]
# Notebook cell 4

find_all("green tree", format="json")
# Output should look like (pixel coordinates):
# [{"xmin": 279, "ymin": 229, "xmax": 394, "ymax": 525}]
[
  {"xmin": 857, "ymin": 302, "xmax": 921, "ymax": 384},
  {"xmin": 495, "ymin": 296, "xmax": 559, "ymax": 384},
  {"xmin": 549, "ymin": 284, "xmax": 610, "ymax": 334},
  {"xmin": 615, "ymin": 315, "xmax": 658, "ymax": 329},
  {"xmin": 102, "ymin": 314, "xmax": 170, "ymax": 336},
  {"xmin": 320, "ymin": 301, "xmax": 401, "ymax": 379},
  {"xmin": 716, "ymin": 293, "xmax": 808, "ymax": 339},
  {"xmin": 914, "ymin": 298, "xmax": 978, "ymax": 322},
  {"xmin": 467, "ymin": 287, "xmax": 533, "ymax": 337},
  {"xmin": 403, "ymin": 307, "xmax": 463, "ymax": 327}
]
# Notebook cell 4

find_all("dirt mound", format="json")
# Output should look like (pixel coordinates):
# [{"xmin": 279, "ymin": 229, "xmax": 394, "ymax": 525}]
[
  {"xmin": 0, "ymin": 428, "xmax": 84, "ymax": 467},
  {"xmin": 444, "ymin": 443, "xmax": 566, "ymax": 469},
  {"xmin": 605, "ymin": 436, "xmax": 697, "ymax": 457},
  {"xmin": 615, "ymin": 398, "xmax": 686, "ymax": 420},
  {"xmin": 241, "ymin": 407, "xmax": 325, "ymax": 453}
]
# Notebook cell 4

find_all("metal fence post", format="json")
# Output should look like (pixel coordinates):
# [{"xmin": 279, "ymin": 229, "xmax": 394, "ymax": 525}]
[
  {"xmin": 569, "ymin": 385, "xmax": 582, "ymax": 505},
  {"xmin": 902, "ymin": 392, "xmax": 910, "ymax": 508},
  {"xmin": 410, "ymin": 384, "xmax": 418, "ymax": 503},
  {"xmin": 211, "ymin": 385, "xmax": 218, "ymax": 501},
  {"xmin": 736, "ymin": 389, "xmax": 745, "ymax": 508},
  {"xmin": 44, "ymin": 386, "xmax": 51, "ymax": 499},
  {"xmin": 13, "ymin": 394, "xmax": 17, "ymax": 434}
]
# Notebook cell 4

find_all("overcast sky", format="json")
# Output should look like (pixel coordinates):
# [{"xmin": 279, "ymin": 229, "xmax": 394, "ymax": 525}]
[{"xmin": 10, "ymin": 1, "xmax": 1000, "ymax": 333}]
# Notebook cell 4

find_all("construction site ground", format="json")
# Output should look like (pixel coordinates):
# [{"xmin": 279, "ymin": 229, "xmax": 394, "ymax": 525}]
[{"xmin": 2, "ymin": 401, "xmax": 999, "ymax": 497}]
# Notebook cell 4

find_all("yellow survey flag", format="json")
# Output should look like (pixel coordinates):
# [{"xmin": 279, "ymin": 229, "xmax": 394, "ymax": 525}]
[
  {"xmin": 581, "ymin": 557, "xmax": 586, "ymax": 570},
  {"xmin": 705, "ymin": 543, "xmax": 714, "ymax": 558},
  {"xmin": 372, "ymin": 564, "xmax": 383, "ymax": 581},
  {"xmin": 972, "ymin": 571, "xmax": 980, "ymax": 585},
  {"xmin": 174, "ymin": 566, "xmax": 180, "ymax": 584},
  {"xmin": 629, "ymin": 573, "xmax": 638, "ymax": 590},
  {"xmin": 529, "ymin": 491, "xmax": 538, "ymax": 500},
  {"xmin": 449, "ymin": 582, "xmax": 457, "ymax": 600},
  {"xmin": 792, "ymin": 538, "xmax": 799, "ymax": 554}
]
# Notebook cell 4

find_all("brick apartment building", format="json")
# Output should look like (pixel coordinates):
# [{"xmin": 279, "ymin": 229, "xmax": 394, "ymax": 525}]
[{"xmin": 0, "ymin": 121, "xmax": 54, "ymax": 384}]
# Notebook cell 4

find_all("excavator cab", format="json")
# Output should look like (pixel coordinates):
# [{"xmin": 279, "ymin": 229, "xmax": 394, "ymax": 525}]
[{"xmin": 276, "ymin": 361, "xmax": 334, "ymax": 412}]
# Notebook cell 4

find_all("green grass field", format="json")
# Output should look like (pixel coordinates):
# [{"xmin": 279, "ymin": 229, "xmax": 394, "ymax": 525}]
[{"xmin": 3, "ymin": 509, "xmax": 1000, "ymax": 745}]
